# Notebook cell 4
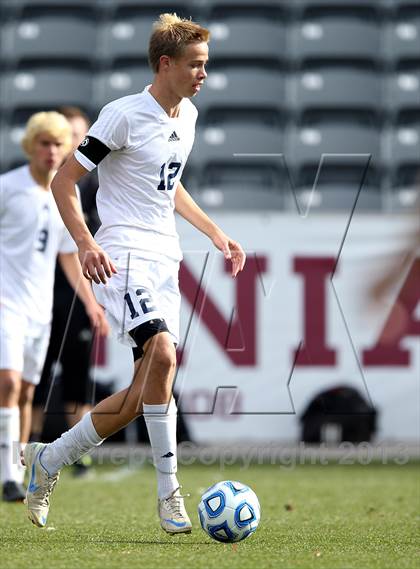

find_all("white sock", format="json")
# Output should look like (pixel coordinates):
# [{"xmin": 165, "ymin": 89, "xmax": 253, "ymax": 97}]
[
  {"xmin": 0, "ymin": 407, "xmax": 19, "ymax": 483},
  {"xmin": 41, "ymin": 412, "xmax": 104, "ymax": 475},
  {"xmin": 11, "ymin": 409, "xmax": 25, "ymax": 484},
  {"xmin": 143, "ymin": 399, "xmax": 179, "ymax": 499},
  {"xmin": 15, "ymin": 443, "xmax": 26, "ymax": 484}
]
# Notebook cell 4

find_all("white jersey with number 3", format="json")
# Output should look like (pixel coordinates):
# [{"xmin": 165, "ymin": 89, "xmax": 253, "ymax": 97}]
[
  {"xmin": 0, "ymin": 165, "xmax": 77, "ymax": 329},
  {"xmin": 75, "ymin": 85, "xmax": 198, "ymax": 262}
]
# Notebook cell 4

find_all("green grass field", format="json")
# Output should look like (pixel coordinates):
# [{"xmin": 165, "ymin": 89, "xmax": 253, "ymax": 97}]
[{"xmin": 1, "ymin": 461, "xmax": 418, "ymax": 569}]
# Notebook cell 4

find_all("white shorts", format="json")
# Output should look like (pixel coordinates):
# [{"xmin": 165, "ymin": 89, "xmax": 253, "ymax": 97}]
[
  {"xmin": 92, "ymin": 254, "xmax": 181, "ymax": 348},
  {"xmin": 0, "ymin": 306, "xmax": 51, "ymax": 385}
]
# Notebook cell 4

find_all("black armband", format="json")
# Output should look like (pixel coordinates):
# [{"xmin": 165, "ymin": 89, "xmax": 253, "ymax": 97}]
[{"xmin": 77, "ymin": 135, "xmax": 111, "ymax": 166}]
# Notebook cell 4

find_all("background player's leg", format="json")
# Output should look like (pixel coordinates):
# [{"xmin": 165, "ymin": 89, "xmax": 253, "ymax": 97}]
[
  {"xmin": 61, "ymin": 296, "xmax": 93, "ymax": 429},
  {"xmin": 19, "ymin": 380, "xmax": 36, "ymax": 445},
  {"xmin": 60, "ymin": 299, "xmax": 94, "ymax": 476},
  {"xmin": 0, "ymin": 370, "xmax": 24, "ymax": 498},
  {"xmin": 14, "ymin": 380, "xmax": 36, "ymax": 484},
  {"xmin": 65, "ymin": 401, "xmax": 93, "ymax": 429},
  {"xmin": 31, "ymin": 301, "xmax": 62, "ymax": 441}
]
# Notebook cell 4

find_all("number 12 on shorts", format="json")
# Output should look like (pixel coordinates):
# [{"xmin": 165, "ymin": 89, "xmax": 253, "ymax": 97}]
[{"xmin": 124, "ymin": 288, "xmax": 158, "ymax": 319}]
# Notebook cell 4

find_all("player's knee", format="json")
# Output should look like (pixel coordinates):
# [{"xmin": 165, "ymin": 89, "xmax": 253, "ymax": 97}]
[
  {"xmin": 0, "ymin": 373, "xmax": 20, "ymax": 401},
  {"xmin": 150, "ymin": 334, "xmax": 176, "ymax": 368}
]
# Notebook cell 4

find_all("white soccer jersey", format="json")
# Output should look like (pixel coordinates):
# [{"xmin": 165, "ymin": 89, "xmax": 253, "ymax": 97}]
[
  {"xmin": 74, "ymin": 85, "xmax": 198, "ymax": 261},
  {"xmin": 0, "ymin": 165, "xmax": 77, "ymax": 329}
]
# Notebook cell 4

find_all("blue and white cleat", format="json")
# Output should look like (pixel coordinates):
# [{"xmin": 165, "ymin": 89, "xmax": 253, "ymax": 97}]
[
  {"xmin": 22, "ymin": 442, "xmax": 60, "ymax": 528},
  {"xmin": 158, "ymin": 487, "xmax": 192, "ymax": 534}
]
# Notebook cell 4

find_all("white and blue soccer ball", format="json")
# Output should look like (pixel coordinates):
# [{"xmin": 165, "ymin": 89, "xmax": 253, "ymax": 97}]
[{"xmin": 198, "ymin": 480, "xmax": 261, "ymax": 543}]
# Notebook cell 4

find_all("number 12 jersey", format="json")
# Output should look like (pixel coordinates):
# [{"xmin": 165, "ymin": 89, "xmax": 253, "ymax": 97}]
[{"xmin": 75, "ymin": 85, "xmax": 198, "ymax": 262}]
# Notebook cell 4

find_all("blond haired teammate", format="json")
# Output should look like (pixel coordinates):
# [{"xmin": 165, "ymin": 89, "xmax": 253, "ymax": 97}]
[
  {"xmin": 22, "ymin": 14, "xmax": 246, "ymax": 533},
  {"xmin": 0, "ymin": 112, "xmax": 108, "ymax": 502}
]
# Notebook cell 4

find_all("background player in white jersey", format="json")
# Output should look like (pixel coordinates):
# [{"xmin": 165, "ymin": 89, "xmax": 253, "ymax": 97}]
[
  {"xmin": 22, "ymin": 14, "xmax": 246, "ymax": 533},
  {"xmin": 0, "ymin": 112, "xmax": 108, "ymax": 502},
  {"xmin": 32, "ymin": 107, "xmax": 101, "ymax": 479}
]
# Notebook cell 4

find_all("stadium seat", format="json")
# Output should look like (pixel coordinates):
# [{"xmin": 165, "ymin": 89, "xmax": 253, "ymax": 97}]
[
  {"xmin": 194, "ymin": 67, "xmax": 286, "ymax": 123},
  {"xmin": 111, "ymin": 1, "xmax": 191, "ymax": 18},
  {"xmin": 290, "ymin": 184, "xmax": 383, "ymax": 212},
  {"xmin": 287, "ymin": 124, "xmax": 382, "ymax": 188},
  {"xmin": 0, "ymin": 2, "xmax": 13, "ymax": 23},
  {"xmin": 388, "ymin": 71, "xmax": 420, "ymax": 119},
  {"xmin": 188, "ymin": 124, "xmax": 286, "ymax": 195},
  {"xmin": 205, "ymin": 0, "xmax": 285, "ymax": 20},
  {"xmin": 391, "ymin": 0, "xmax": 420, "ymax": 16},
  {"xmin": 207, "ymin": 18, "xmax": 285, "ymax": 64},
  {"xmin": 389, "ymin": 187, "xmax": 419, "ymax": 211},
  {"xmin": 0, "ymin": 24, "xmax": 7, "ymax": 62},
  {"xmin": 190, "ymin": 185, "xmax": 284, "ymax": 210},
  {"xmin": 94, "ymin": 67, "xmax": 153, "ymax": 110},
  {"xmin": 190, "ymin": 123, "xmax": 284, "ymax": 168},
  {"xmin": 390, "ymin": 124, "xmax": 420, "ymax": 166},
  {"xmin": 101, "ymin": 17, "xmax": 154, "ymax": 64},
  {"xmin": 2, "ymin": 17, "xmax": 97, "ymax": 66},
  {"xmin": 290, "ymin": 17, "xmax": 381, "ymax": 66},
  {"xmin": 7, "ymin": 0, "xmax": 93, "ymax": 6},
  {"xmin": 3, "ymin": 0, "xmax": 97, "ymax": 19},
  {"xmin": 293, "ymin": 0, "xmax": 383, "ymax": 18},
  {"xmin": 0, "ymin": 124, "xmax": 27, "ymax": 172},
  {"xmin": 386, "ymin": 18, "xmax": 420, "ymax": 65},
  {"xmin": 389, "ymin": 124, "xmax": 420, "ymax": 189},
  {"xmin": 0, "ymin": 69, "xmax": 93, "ymax": 116},
  {"xmin": 290, "ymin": 68, "xmax": 382, "ymax": 122}
]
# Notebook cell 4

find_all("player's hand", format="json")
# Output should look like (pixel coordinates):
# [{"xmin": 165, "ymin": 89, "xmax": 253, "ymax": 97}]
[
  {"xmin": 78, "ymin": 240, "xmax": 117, "ymax": 284},
  {"xmin": 212, "ymin": 230, "xmax": 246, "ymax": 277},
  {"xmin": 84, "ymin": 302, "xmax": 110, "ymax": 337}
]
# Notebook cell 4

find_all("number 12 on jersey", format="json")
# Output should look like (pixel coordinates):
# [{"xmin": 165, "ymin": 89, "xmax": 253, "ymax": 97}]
[{"xmin": 157, "ymin": 161, "xmax": 181, "ymax": 191}]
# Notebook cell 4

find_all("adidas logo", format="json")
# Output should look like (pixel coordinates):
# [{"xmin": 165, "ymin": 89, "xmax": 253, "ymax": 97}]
[{"xmin": 168, "ymin": 131, "xmax": 180, "ymax": 142}]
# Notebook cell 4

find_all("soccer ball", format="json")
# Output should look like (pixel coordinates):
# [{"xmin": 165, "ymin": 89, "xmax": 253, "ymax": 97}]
[{"xmin": 198, "ymin": 480, "xmax": 261, "ymax": 543}]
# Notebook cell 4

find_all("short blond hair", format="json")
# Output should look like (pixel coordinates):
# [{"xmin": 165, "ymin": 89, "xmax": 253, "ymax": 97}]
[
  {"xmin": 21, "ymin": 111, "xmax": 73, "ymax": 157},
  {"xmin": 149, "ymin": 13, "xmax": 210, "ymax": 73}
]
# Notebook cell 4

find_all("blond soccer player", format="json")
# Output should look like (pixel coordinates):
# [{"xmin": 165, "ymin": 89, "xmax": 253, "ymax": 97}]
[
  {"xmin": 22, "ymin": 14, "xmax": 245, "ymax": 533},
  {"xmin": 0, "ymin": 112, "xmax": 108, "ymax": 502}
]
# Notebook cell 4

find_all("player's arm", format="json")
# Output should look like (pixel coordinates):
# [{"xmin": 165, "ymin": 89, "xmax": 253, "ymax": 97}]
[
  {"xmin": 174, "ymin": 181, "xmax": 246, "ymax": 277},
  {"xmin": 51, "ymin": 155, "xmax": 117, "ymax": 284},
  {"xmin": 58, "ymin": 251, "xmax": 110, "ymax": 336}
]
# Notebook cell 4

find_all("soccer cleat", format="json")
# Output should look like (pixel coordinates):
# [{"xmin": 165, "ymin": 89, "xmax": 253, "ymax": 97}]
[
  {"xmin": 2, "ymin": 480, "xmax": 26, "ymax": 502},
  {"xmin": 158, "ymin": 487, "xmax": 192, "ymax": 534},
  {"xmin": 22, "ymin": 442, "xmax": 60, "ymax": 528}
]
